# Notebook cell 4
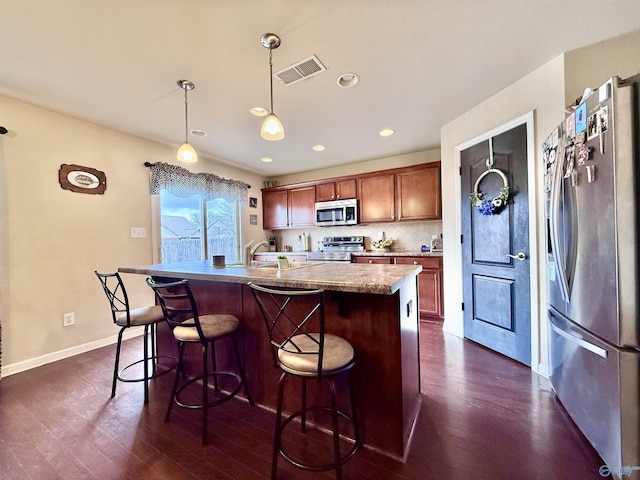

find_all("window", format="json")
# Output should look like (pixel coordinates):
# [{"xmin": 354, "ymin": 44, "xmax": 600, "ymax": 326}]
[{"xmin": 159, "ymin": 190, "xmax": 240, "ymax": 264}]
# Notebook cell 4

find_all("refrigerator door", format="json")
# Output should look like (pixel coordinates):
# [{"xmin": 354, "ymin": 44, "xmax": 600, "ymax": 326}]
[
  {"xmin": 549, "ymin": 307, "xmax": 640, "ymax": 469},
  {"xmin": 556, "ymin": 77, "xmax": 639, "ymax": 347}
]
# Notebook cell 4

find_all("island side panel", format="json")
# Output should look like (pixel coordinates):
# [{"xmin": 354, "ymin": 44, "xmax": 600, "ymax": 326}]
[
  {"xmin": 399, "ymin": 275, "xmax": 422, "ymax": 456},
  {"xmin": 154, "ymin": 277, "xmax": 419, "ymax": 459},
  {"xmin": 322, "ymin": 289, "xmax": 407, "ymax": 458}
]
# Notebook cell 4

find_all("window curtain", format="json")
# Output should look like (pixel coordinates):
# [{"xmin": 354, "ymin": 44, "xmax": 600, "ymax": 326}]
[{"xmin": 147, "ymin": 162, "xmax": 250, "ymax": 204}]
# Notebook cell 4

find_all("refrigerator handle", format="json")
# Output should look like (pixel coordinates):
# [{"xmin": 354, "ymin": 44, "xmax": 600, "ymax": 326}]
[
  {"xmin": 549, "ymin": 138, "xmax": 571, "ymax": 301},
  {"xmin": 549, "ymin": 317, "xmax": 608, "ymax": 358}
]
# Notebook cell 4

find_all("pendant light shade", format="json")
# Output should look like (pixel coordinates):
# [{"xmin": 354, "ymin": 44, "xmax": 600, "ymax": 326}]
[
  {"xmin": 261, "ymin": 113, "xmax": 285, "ymax": 141},
  {"xmin": 260, "ymin": 33, "xmax": 284, "ymax": 141},
  {"xmin": 177, "ymin": 79, "xmax": 198, "ymax": 163}
]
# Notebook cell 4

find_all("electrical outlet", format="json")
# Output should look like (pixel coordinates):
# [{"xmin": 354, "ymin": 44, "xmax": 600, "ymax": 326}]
[
  {"xmin": 130, "ymin": 227, "xmax": 147, "ymax": 238},
  {"xmin": 63, "ymin": 312, "xmax": 75, "ymax": 327}
]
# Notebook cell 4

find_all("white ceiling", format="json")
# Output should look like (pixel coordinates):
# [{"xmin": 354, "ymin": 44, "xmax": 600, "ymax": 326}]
[{"xmin": 2, "ymin": 1, "xmax": 640, "ymax": 176}]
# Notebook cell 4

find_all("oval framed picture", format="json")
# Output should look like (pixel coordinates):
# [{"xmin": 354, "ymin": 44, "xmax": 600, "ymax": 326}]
[{"xmin": 59, "ymin": 164, "xmax": 107, "ymax": 194}]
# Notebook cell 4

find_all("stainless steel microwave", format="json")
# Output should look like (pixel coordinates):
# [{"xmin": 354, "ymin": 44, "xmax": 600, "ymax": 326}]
[{"xmin": 314, "ymin": 199, "xmax": 358, "ymax": 227}]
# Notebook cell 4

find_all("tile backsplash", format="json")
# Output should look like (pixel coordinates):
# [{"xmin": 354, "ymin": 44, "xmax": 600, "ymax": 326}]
[{"xmin": 272, "ymin": 220, "xmax": 442, "ymax": 252}]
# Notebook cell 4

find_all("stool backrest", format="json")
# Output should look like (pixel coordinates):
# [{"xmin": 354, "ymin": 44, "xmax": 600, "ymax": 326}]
[
  {"xmin": 95, "ymin": 271, "xmax": 131, "ymax": 326},
  {"xmin": 146, "ymin": 277, "xmax": 206, "ymax": 343},
  {"xmin": 248, "ymin": 282, "xmax": 326, "ymax": 373}
]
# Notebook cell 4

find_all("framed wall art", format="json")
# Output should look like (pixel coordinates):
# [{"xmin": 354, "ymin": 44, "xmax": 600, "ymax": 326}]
[{"xmin": 59, "ymin": 164, "xmax": 107, "ymax": 195}]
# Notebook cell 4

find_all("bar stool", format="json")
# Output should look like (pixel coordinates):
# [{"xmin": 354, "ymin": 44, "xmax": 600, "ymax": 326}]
[
  {"xmin": 248, "ymin": 282, "xmax": 360, "ymax": 480},
  {"xmin": 95, "ymin": 271, "xmax": 177, "ymax": 403},
  {"xmin": 146, "ymin": 277, "xmax": 253, "ymax": 444}
]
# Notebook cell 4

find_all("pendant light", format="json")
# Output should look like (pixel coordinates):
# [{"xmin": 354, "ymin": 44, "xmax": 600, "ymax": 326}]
[
  {"xmin": 176, "ymin": 79, "xmax": 198, "ymax": 163},
  {"xmin": 260, "ymin": 33, "xmax": 284, "ymax": 141}
]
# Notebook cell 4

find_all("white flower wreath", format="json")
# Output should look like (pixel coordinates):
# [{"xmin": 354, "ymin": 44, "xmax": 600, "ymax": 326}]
[{"xmin": 469, "ymin": 159, "xmax": 510, "ymax": 216}]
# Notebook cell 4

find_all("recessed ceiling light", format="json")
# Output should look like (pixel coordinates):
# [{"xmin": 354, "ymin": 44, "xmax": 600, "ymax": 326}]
[
  {"xmin": 190, "ymin": 129, "xmax": 207, "ymax": 137},
  {"xmin": 337, "ymin": 72, "xmax": 360, "ymax": 88},
  {"xmin": 261, "ymin": 157, "xmax": 273, "ymax": 163},
  {"xmin": 312, "ymin": 145, "xmax": 325, "ymax": 151},
  {"xmin": 379, "ymin": 129, "xmax": 395, "ymax": 137},
  {"xmin": 250, "ymin": 106, "xmax": 268, "ymax": 117}
]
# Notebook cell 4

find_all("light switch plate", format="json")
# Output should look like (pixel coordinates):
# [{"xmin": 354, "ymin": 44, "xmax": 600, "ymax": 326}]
[{"xmin": 131, "ymin": 227, "xmax": 147, "ymax": 238}]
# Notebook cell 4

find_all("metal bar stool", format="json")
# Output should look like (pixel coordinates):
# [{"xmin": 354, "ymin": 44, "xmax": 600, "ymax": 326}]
[
  {"xmin": 248, "ymin": 282, "xmax": 360, "ymax": 480},
  {"xmin": 95, "ymin": 271, "xmax": 177, "ymax": 403},
  {"xmin": 147, "ymin": 277, "xmax": 254, "ymax": 444}
]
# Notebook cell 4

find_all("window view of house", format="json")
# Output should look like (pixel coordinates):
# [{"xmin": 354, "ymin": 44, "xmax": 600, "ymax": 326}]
[{"xmin": 159, "ymin": 190, "xmax": 240, "ymax": 264}]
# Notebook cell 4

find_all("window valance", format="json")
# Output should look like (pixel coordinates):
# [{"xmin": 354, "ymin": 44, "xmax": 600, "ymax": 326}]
[{"xmin": 146, "ymin": 162, "xmax": 250, "ymax": 204}]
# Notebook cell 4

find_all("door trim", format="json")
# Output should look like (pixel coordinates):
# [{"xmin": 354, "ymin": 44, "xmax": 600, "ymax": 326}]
[{"xmin": 452, "ymin": 111, "xmax": 542, "ymax": 375}]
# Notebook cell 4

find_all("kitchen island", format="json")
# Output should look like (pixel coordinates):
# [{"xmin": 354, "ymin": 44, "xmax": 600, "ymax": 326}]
[{"xmin": 119, "ymin": 260, "xmax": 422, "ymax": 460}]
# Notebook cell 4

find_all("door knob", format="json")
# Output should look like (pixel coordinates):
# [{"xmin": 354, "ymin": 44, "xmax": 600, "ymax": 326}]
[{"xmin": 506, "ymin": 252, "xmax": 527, "ymax": 261}]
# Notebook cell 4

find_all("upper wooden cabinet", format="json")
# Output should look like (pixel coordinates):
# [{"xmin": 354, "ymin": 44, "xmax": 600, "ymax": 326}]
[
  {"xmin": 358, "ymin": 173, "xmax": 396, "ymax": 223},
  {"xmin": 262, "ymin": 189, "xmax": 288, "ymax": 229},
  {"xmin": 315, "ymin": 179, "xmax": 357, "ymax": 202},
  {"xmin": 396, "ymin": 163, "xmax": 441, "ymax": 221},
  {"xmin": 287, "ymin": 186, "xmax": 315, "ymax": 227},
  {"xmin": 261, "ymin": 162, "xmax": 441, "ymax": 229}
]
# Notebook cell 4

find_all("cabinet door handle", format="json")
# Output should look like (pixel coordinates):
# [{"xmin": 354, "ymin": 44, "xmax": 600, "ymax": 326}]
[
  {"xmin": 368, "ymin": 260, "xmax": 373, "ymax": 264},
  {"xmin": 413, "ymin": 261, "xmax": 418, "ymax": 265}
]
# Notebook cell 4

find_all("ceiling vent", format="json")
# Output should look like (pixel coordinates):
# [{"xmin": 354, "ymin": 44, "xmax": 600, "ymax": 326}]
[{"xmin": 274, "ymin": 55, "xmax": 326, "ymax": 86}]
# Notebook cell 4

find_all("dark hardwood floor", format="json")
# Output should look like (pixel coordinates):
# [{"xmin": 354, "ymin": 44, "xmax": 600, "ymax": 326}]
[{"xmin": 0, "ymin": 322, "xmax": 604, "ymax": 479}]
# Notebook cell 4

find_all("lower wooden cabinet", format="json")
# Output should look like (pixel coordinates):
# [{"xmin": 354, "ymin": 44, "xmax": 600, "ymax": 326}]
[
  {"xmin": 396, "ymin": 256, "xmax": 443, "ymax": 321},
  {"xmin": 352, "ymin": 256, "xmax": 394, "ymax": 264}
]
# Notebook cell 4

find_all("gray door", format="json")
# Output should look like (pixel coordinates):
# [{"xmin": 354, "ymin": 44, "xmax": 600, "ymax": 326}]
[{"xmin": 461, "ymin": 123, "xmax": 531, "ymax": 365}]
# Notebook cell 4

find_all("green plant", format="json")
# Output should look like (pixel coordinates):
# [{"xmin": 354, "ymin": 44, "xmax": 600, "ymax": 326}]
[{"xmin": 277, "ymin": 255, "xmax": 288, "ymax": 259}]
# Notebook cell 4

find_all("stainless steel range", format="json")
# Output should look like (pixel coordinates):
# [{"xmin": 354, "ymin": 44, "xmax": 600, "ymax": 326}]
[{"xmin": 307, "ymin": 236, "xmax": 364, "ymax": 262}]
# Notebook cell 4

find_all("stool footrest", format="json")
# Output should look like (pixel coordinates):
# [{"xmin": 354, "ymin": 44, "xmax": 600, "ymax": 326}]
[
  {"xmin": 174, "ymin": 371, "xmax": 242, "ymax": 410},
  {"xmin": 117, "ymin": 355, "xmax": 178, "ymax": 383},
  {"xmin": 279, "ymin": 406, "xmax": 359, "ymax": 472}
]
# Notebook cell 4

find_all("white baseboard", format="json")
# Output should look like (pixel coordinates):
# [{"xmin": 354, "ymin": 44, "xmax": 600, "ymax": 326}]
[{"xmin": 1, "ymin": 327, "xmax": 144, "ymax": 378}]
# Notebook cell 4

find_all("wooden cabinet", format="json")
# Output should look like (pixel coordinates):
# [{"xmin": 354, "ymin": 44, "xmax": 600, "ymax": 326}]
[
  {"xmin": 287, "ymin": 186, "xmax": 316, "ymax": 228},
  {"xmin": 262, "ymin": 162, "xmax": 441, "ymax": 229},
  {"xmin": 315, "ymin": 179, "xmax": 357, "ymax": 202},
  {"xmin": 262, "ymin": 189, "xmax": 288, "ymax": 229},
  {"xmin": 357, "ymin": 174, "xmax": 396, "ymax": 223},
  {"xmin": 396, "ymin": 256, "xmax": 443, "ymax": 321},
  {"xmin": 262, "ymin": 186, "xmax": 315, "ymax": 229},
  {"xmin": 396, "ymin": 164, "xmax": 441, "ymax": 221},
  {"xmin": 358, "ymin": 163, "xmax": 441, "ymax": 224},
  {"xmin": 352, "ymin": 255, "xmax": 394, "ymax": 264}
]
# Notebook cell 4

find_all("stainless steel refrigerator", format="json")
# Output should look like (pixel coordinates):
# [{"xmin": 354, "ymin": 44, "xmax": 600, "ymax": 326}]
[{"xmin": 545, "ymin": 75, "xmax": 640, "ymax": 471}]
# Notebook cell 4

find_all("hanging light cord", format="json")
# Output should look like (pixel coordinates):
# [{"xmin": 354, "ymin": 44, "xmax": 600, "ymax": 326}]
[
  {"xmin": 268, "ymin": 48, "xmax": 274, "ymax": 114},
  {"xmin": 183, "ymin": 87, "xmax": 189, "ymax": 143}
]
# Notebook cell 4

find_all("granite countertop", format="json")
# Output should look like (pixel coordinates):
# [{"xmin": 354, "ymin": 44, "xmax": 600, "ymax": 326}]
[
  {"xmin": 119, "ymin": 260, "xmax": 421, "ymax": 295},
  {"xmin": 351, "ymin": 250, "xmax": 443, "ymax": 258}
]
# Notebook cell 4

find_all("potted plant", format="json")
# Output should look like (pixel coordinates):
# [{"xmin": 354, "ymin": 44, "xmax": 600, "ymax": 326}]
[{"xmin": 277, "ymin": 255, "xmax": 289, "ymax": 269}]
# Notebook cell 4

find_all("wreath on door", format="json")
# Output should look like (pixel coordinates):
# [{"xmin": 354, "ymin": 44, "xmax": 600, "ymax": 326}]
[{"xmin": 469, "ymin": 158, "xmax": 510, "ymax": 216}]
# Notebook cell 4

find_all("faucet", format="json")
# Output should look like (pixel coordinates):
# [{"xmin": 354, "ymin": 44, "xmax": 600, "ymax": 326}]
[{"xmin": 243, "ymin": 239, "xmax": 270, "ymax": 266}]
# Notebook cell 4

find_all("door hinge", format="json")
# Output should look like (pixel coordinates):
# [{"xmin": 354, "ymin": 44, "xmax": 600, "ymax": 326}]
[
  {"xmin": 460, "ymin": 234, "xmax": 464, "ymax": 243},
  {"xmin": 459, "ymin": 166, "xmax": 462, "ymax": 176},
  {"xmin": 461, "ymin": 302, "xmax": 464, "ymax": 311}
]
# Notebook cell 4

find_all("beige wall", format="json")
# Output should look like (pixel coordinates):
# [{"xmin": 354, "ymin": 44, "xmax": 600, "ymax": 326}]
[
  {"xmin": 564, "ymin": 30, "xmax": 640, "ymax": 108},
  {"xmin": 0, "ymin": 95, "xmax": 266, "ymax": 375},
  {"xmin": 440, "ymin": 28, "xmax": 640, "ymax": 375}
]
